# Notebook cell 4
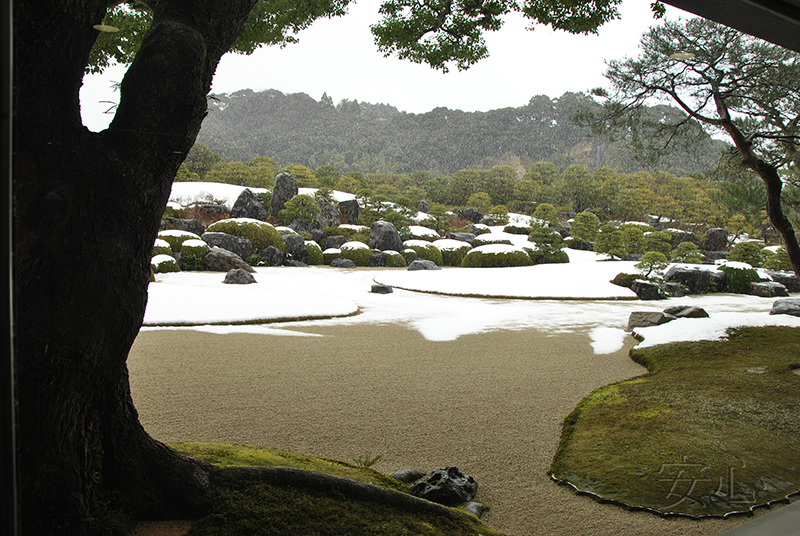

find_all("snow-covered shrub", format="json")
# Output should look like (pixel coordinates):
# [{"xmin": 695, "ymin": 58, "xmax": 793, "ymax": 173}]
[
  {"xmin": 763, "ymin": 247, "xmax": 791, "ymax": 271},
  {"xmin": 727, "ymin": 241, "xmax": 767, "ymax": 267},
  {"xmin": 611, "ymin": 272, "xmax": 645, "ymax": 288},
  {"xmin": 158, "ymin": 229, "xmax": 201, "ymax": 253},
  {"xmin": 180, "ymin": 239, "xmax": 209, "ymax": 271},
  {"xmin": 635, "ymin": 251, "xmax": 669, "ymax": 279},
  {"xmin": 206, "ymin": 218, "xmax": 286, "ymax": 252},
  {"xmin": 432, "ymin": 239, "xmax": 473, "ymax": 267},
  {"xmin": 305, "ymin": 241, "xmax": 324, "ymax": 265},
  {"xmin": 339, "ymin": 241, "xmax": 372, "ymax": 266},
  {"xmin": 528, "ymin": 226, "xmax": 568, "ymax": 265},
  {"xmin": 461, "ymin": 244, "xmax": 533, "ymax": 268},
  {"xmin": 151, "ymin": 254, "xmax": 180, "ymax": 273},
  {"xmin": 152, "ymin": 238, "xmax": 173, "ymax": 256},
  {"xmin": 408, "ymin": 225, "xmax": 440, "ymax": 242},
  {"xmin": 473, "ymin": 234, "xmax": 512, "ymax": 247},
  {"xmin": 669, "ymin": 242, "xmax": 704, "ymax": 263},
  {"xmin": 384, "ymin": 250, "xmax": 407, "ymax": 268},
  {"xmin": 718, "ymin": 263, "xmax": 763, "ymax": 293},
  {"xmin": 483, "ymin": 205, "xmax": 510, "ymax": 225},
  {"xmin": 503, "ymin": 224, "xmax": 531, "ymax": 235},
  {"xmin": 402, "ymin": 248, "xmax": 418, "ymax": 264},
  {"xmin": 163, "ymin": 203, "xmax": 186, "ymax": 220},
  {"xmin": 403, "ymin": 239, "xmax": 443, "ymax": 266},
  {"xmin": 323, "ymin": 248, "xmax": 341, "ymax": 265}
]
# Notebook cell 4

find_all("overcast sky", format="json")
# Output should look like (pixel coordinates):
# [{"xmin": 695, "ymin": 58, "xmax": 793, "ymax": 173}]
[{"xmin": 80, "ymin": 1, "xmax": 690, "ymax": 132}]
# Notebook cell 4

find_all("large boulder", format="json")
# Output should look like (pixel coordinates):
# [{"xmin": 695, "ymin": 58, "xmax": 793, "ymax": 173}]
[
  {"xmin": 446, "ymin": 232, "xmax": 476, "ymax": 244},
  {"xmin": 201, "ymin": 232, "xmax": 255, "ymax": 261},
  {"xmin": 284, "ymin": 233, "xmax": 308, "ymax": 264},
  {"xmin": 407, "ymin": 259, "xmax": 442, "ymax": 271},
  {"xmin": 368, "ymin": 252, "xmax": 387, "ymax": 267},
  {"xmin": 747, "ymin": 281, "xmax": 789, "ymax": 298},
  {"xmin": 462, "ymin": 208, "xmax": 483, "ymax": 224},
  {"xmin": 709, "ymin": 270, "xmax": 726, "ymax": 292},
  {"xmin": 663, "ymin": 305, "xmax": 709, "ymax": 318},
  {"xmin": 672, "ymin": 231, "xmax": 701, "ymax": 249},
  {"xmin": 193, "ymin": 203, "xmax": 228, "ymax": 221},
  {"xmin": 338, "ymin": 199, "xmax": 361, "ymax": 224},
  {"xmin": 626, "ymin": 311, "xmax": 677, "ymax": 331},
  {"xmin": 317, "ymin": 196, "xmax": 341, "ymax": 229},
  {"xmin": 325, "ymin": 235, "xmax": 347, "ymax": 250},
  {"xmin": 330, "ymin": 258, "xmax": 356, "ymax": 268},
  {"xmin": 223, "ymin": 268, "xmax": 256, "ymax": 285},
  {"xmin": 664, "ymin": 265, "xmax": 711, "ymax": 294},
  {"xmin": 409, "ymin": 467, "xmax": 478, "ymax": 506},
  {"xmin": 258, "ymin": 245, "xmax": 284, "ymax": 267},
  {"xmin": 770, "ymin": 298, "xmax": 800, "ymax": 317},
  {"xmin": 705, "ymin": 228, "xmax": 728, "ymax": 252},
  {"xmin": 270, "ymin": 172, "xmax": 298, "ymax": 219},
  {"xmin": 418, "ymin": 199, "xmax": 429, "ymax": 213},
  {"xmin": 203, "ymin": 246, "xmax": 255, "ymax": 273},
  {"xmin": 231, "ymin": 188, "xmax": 267, "ymax": 221},
  {"xmin": 370, "ymin": 221, "xmax": 404, "ymax": 252},
  {"xmin": 165, "ymin": 217, "xmax": 205, "ymax": 236},
  {"xmin": 370, "ymin": 284, "xmax": 393, "ymax": 294},
  {"xmin": 766, "ymin": 271, "xmax": 800, "ymax": 292},
  {"xmin": 630, "ymin": 280, "xmax": 664, "ymax": 301}
]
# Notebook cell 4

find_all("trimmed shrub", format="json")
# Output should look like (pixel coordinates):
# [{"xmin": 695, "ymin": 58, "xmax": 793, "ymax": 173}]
[
  {"xmin": 325, "ymin": 225, "xmax": 369, "ymax": 244},
  {"xmin": 727, "ymin": 241, "xmax": 768, "ymax": 267},
  {"xmin": 323, "ymin": 248, "xmax": 341, "ymax": 265},
  {"xmin": 279, "ymin": 193, "xmax": 320, "ymax": 225},
  {"xmin": 401, "ymin": 248, "xmax": 418, "ymax": 264},
  {"xmin": 641, "ymin": 231, "xmax": 672, "ymax": 255},
  {"xmin": 432, "ymin": 239, "xmax": 473, "ymax": 267},
  {"xmin": 163, "ymin": 203, "xmax": 186, "ymax": 220},
  {"xmin": 635, "ymin": 251, "xmax": 669, "ymax": 278},
  {"xmin": 718, "ymin": 263, "xmax": 763, "ymax": 293},
  {"xmin": 408, "ymin": 225, "xmax": 440, "ymax": 242},
  {"xmin": 462, "ymin": 244, "xmax": 534, "ymax": 268},
  {"xmin": 484, "ymin": 205, "xmax": 510, "ymax": 225},
  {"xmin": 763, "ymin": 247, "xmax": 792, "ymax": 271},
  {"xmin": 503, "ymin": 224, "xmax": 531, "ymax": 235},
  {"xmin": 474, "ymin": 234, "xmax": 513, "ymax": 246},
  {"xmin": 669, "ymin": 242, "xmax": 705, "ymax": 263},
  {"xmin": 403, "ymin": 239, "xmax": 443, "ymax": 266},
  {"xmin": 339, "ymin": 241, "xmax": 372, "ymax": 266},
  {"xmin": 152, "ymin": 238, "xmax": 173, "ymax": 256},
  {"xmin": 305, "ymin": 241, "xmax": 324, "ymax": 265},
  {"xmin": 206, "ymin": 218, "xmax": 287, "ymax": 252},
  {"xmin": 527, "ymin": 248, "xmax": 569, "ymax": 265},
  {"xmin": 570, "ymin": 212, "xmax": 600, "ymax": 243},
  {"xmin": 180, "ymin": 239, "xmax": 210, "ymax": 271},
  {"xmin": 528, "ymin": 226, "xmax": 567, "ymax": 264},
  {"xmin": 151, "ymin": 254, "xmax": 180, "ymax": 273},
  {"xmin": 611, "ymin": 272, "xmax": 645, "ymax": 288},
  {"xmin": 384, "ymin": 250, "xmax": 407, "ymax": 268},
  {"xmin": 158, "ymin": 229, "xmax": 201, "ymax": 253}
]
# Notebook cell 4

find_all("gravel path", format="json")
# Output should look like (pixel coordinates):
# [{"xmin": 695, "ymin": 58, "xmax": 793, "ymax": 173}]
[{"xmin": 128, "ymin": 324, "xmax": 752, "ymax": 536}]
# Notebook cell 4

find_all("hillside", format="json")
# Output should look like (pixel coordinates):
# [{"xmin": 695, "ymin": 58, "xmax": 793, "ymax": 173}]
[{"xmin": 196, "ymin": 89, "xmax": 724, "ymax": 175}]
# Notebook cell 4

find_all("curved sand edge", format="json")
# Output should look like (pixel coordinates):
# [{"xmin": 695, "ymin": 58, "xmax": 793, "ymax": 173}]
[{"xmin": 128, "ymin": 324, "xmax": 755, "ymax": 536}]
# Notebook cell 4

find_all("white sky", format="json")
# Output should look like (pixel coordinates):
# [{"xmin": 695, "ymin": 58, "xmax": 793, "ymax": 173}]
[{"xmin": 80, "ymin": 0, "xmax": 691, "ymax": 132}]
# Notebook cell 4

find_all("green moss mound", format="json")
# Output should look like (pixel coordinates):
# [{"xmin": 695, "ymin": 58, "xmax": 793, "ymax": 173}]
[
  {"xmin": 207, "ymin": 218, "xmax": 287, "ymax": 252},
  {"xmin": 384, "ymin": 250, "xmax": 407, "ymax": 268},
  {"xmin": 403, "ymin": 240, "xmax": 443, "ymax": 266},
  {"xmin": 401, "ymin": 248, "xmax": 417, "ymax": 264},
  {"xmin": 151, "ymin": 254, "xmax": 180, "ymax": 273},
  {"xmin": 181, "ymin": 239, "xmax": 210, "ymax": 271},
  {"xmin": 323, "ymin": 249, "xmax": 341, "ymax": 265},
  {"xmin": 305, "ymin": 241, "xmax": 324, "ymax": 265},
  {"xmin": 158, "ymin": 229, "xmax": 201, "ymax": 252},
  {"xmin": 433, "ymin": 239, "xmax": 473, "ymax": 267},
  {"xmin": 461, "ymin": 245, "xmax": 533, "ymax": 268},
  {"xmin": 339, "ymin": 241, "xmax": 372, "ymax": 266},
  {"xmin": 551, "ymin": 326, "xmax": 800, "ymax": 518},
  {"xmin": 152, "ymin": 238, "xmax": 173, "ymax": 256}
]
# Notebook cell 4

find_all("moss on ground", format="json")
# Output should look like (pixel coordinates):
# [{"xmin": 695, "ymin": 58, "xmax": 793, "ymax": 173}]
[
  {"xmin": 171, "ymin": 443, "xmax": 507, "ymax": 536},
  {"xmin": 550, "ymin": 326, "xmax": 800, "ymax": 517}
]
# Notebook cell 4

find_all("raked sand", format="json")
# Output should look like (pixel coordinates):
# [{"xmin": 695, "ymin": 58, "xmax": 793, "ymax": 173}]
[{"xmin": 128, "ymin": 324, "xmax": 754, "ymax": 536}]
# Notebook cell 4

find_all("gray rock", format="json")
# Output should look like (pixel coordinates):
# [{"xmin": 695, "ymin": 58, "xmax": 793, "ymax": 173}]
[
  {"xmin": 339, "ymin": 199, "xmax": 361, "ymax": 224},
  {"xmin": 462, "ymin": 208, "xmax": 483, "ymax": 224},
  {"xmin": 663, "ymin": 305, "xmax": 709, "ymax": 318},
  {"xmin": 407, "ymin": 259, "xmax": 442, "ymax": 271},
  {"xmin": 770, "ymin": 298, "xmax": 800, "ymax": 317},
  {"xmin": 418, "ymin": 199, "xmax": 429, "ymax": 213},
  {"xmin": 705, "ymin": 228, "xmax": 729, "ymax": 251},
  {"xmin": 258, "ymin": 246, "xmax": 285, "ymax": 267},
  {"xmin": 464, "ymin": 502, "xmax": 487, "ymax": 518},
  {"xmin": 325, "ymin": 235, "xmax": 347, "ymax": 250},
  {"xmin": 231, "ymin": 188, "xmax": 267, "ymax": 221},
  {"xmin": 165, "ymin": 217, "xmax": 205, "ymax": 236},
  {"xmin": 663, "ymin": 282, "xmax": 685, "ymax": 297},
  {"xmin": 704, "ymin": 251, "xmax": 727, "ymax": 262},
  {"xmin": 203, "ymin": 247, "xmax": 255, "ymax": 273},
  {"xmin": 317, "ymin": 196, "xmax": 341, "ymax": 229},
  {"xmin": 368, "ymin": 252, "xmax": 387, "ymax": 267},
  {"xmin": 370, "ymin": 284, "xmax": 393, "ymax": 294},
  {"xmin": 223, "ymin": 268, "xmax": 256, "ymax": 285},
  {"xmin": 665, "ymin": 265, "xmax": 711, "ymax": 294},
  {"xmin": 709, "ymin": 270, "xmax": 726, "ymax": 292},
  {"xmin": 284, "ymin": 234, "xmax": 308, "ymax": 264},
  {"xmin": 391, "ymin": 469, "xmax": 426, "ymax": 484},
  {"xmin": 648, "ymin": 217, "xmax": 665, "ymax": 231},
  {"xmin": 193, "ymin": 203, "xmax": 227, "ymax": 220},
  {"xmin": 672, "ymin": 231, "xmax": 701, "ymax": 249},
  {"xmin": 202, "ymin": 232, "xmax": 255, "ymax": 261},
  {"xmin": 626, "ymin": 311, "xmax": 677, "ymax": 331},
  {"xmin": 631, "ymin": 280, "xmax": 664, "ymax": 301},
  {"xmin": 748, "ymin": 281, "xmax": 789, "ymax": 298},
  {"xmin": 766, "ymin": 271, "xmax": 800, "ymax": 292},
  {"xmin": 288, "ymin": 219, "xmax": 319, "ymax": 234},
  {"xmin": 409, "ymin": 467, "xmax": 478, "ymax": 506},
  {"xmin": 283, "ymin": 259, "xmax": 308, "ymax": 267},
  {"xmin": 270, "ymin": 172, "xmax": 298, "ymax": 220},
  {"xmin": 446, "ymin": 232, "xmax": 476, "ymax": 244},
  {"xmin": 370, "ymin": 221, "xmax": 404, "ymax": 252},
  {"xmin": 330, "ymin": 258, "xmax": 356, "ymax": 268}
]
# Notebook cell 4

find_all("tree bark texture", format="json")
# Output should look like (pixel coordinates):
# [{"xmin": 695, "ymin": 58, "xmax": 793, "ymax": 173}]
[{"xmin": 13, "ymin": 1, "xmax": 256, "ymax": 533}]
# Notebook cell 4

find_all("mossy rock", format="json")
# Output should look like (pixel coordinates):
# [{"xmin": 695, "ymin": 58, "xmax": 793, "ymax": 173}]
[
  {"xmin": 151, "ymin": 254, "xmax": 180, "ymax": 273},
  {"xmin": 432, "ymin": 239, "xmax": 473, "ymax": 267},
  {"xmin": 401, "ymin": 248, "xmax": 417, "ymax": 264},
  {"xmin": 158, "ymin": 229, "xmax": 201, "ymax": 252},
  {"xmin": 305, "ymin": 241, "xmax": 324, "ymax": 265},
  {"xmin": 383, "ymin": 250, "xmax": 407, "ymax": 268},
  {"xmin": 152, "ymin": 238, "xmax": 173, "ymax": 256},
  {"xmin": 461, "ymin": 245, "xmax": 534, "ymax": 268},
  {"xmin": 181, "ymin": 239, "xmax": 210, "ymax": 271},
  {"xmin": 207, "ymin": 218, "xmax": 287, "ymax": 252},
  {"xmin": 339, "ymin": 241, "xmax": 372, "ymax": 266},
  {"xmin": 402, "ymin": 239, "xmax": 443, "ymax": 266}
]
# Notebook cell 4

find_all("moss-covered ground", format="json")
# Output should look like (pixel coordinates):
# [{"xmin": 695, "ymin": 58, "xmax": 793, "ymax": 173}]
[
  {"xmin": 171, "ymin": 443, "xmax": 507, "ymax": 536},
  {"xmin": 550, "ymin": 326, "xmax": 800, "ymax": 518}
]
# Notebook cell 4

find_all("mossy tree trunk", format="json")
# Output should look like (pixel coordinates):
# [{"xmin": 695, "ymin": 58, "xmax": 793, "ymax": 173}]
[{"xmin": 13, "ymin": 1, "xmax": 256, "ymax": 533}]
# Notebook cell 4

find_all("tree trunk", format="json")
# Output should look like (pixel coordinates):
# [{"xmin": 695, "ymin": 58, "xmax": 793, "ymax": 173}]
[{"xmin": 13, "ymin": 1, "xmax": 255, "ymax": 533}]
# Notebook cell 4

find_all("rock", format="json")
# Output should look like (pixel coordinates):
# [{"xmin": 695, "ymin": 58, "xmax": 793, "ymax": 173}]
[
  {"xmin": 193, "ymin": 203, "xmax": 227, "ymax": 221},
  {"xmin": 418, "ymin": 199, "xmax": 429, "ymax": 213},
  {"xmin": 557, "ymin": 211, "xmax": 576, "ymax": 220},
  {"xmin": 625, "ymin": 253, "xmax": 644, "ymax": 262},
  {"xmin": 648, "ymin": 217, "xmax": 665, "ymax": 231},
  {"xmin": 663, "ymin": 282, "xmax": 685, "ymax": 297},
  {"xmin": 165, "ymin": 217, "xmax": 205, "ymax": 236},
  {"xmin": 409, "ymin": 467, "xmax": 478, "ymax": 506},
  {"xmin": 330, "ymin": 258, "xmax": 356, "ymax": 268},
  {"xmin": 663, "ymin": 305, "xmax": 709, "ymax": 318},
  {"xmin": 407, "ymin": 259, "xmax": 441, "ymax": 271},
  {"xmin": 258, "ymin": 246, "xmax": 285, "ymax": 267},
  {"xmin": 203, "ymin": 247, "xmax": 255, "ymax": 273},
  {"xmin": 770, "ymin": 298, "xmax": 800, "ymax": 317},
  {"xmin": 626, "ymin": 311, "xmax": 677, "ymax": 331},
  {"xmin": 223, "ymin": 268, "xmax": 256, "ymax": 284},
  {"xmin": 370, "ymin": 221, "xmax": 404, "ymax": 252},
  {"xmin": 283, "ymin": 259, "xmax": 308, "ymax": 267},
  {"xmin": 338, "ymin": 199, "xmax": 361, "ymax": 224},
  {"xmin": 231, "ymin": 188, "xmax": 267, "ymax": 221},
  {"xmin": 705, "ymin": 228, "xmax": 728, "ymax": 251},
  {"xmin": 270, "ymin": 172, "xmax": 298, "ymax": 219},
  {"xmin": 284, "ymin": 234, "xmax": 308, "ymax": 264},
  {"xmin": 368, "ymin": 252, "xmax": 387, "ymax": 267},
  {"xmin": 709, "ymin": 270, "xmax": 726, "ymax": 292},
  {"xmin": 391, "ymin": 469, "xmax": 426, "ymax": 484},
  {"xmin": 462, "ymin": 208, "xmax": 483, "ymax": 224},
  {"xmin": 288, "ymin": 219, "xmax": 319, "ymax": 234},
  {"xmin": 371, "ymin": 284, "xmax": 393, "ymax": 294},
  {"xmin": 748, "ymin": 281, "xmax": 789, "ymax": 298},
  {"xmin": 464, "ymin": 502, "xmax": 487, "ymax": 518},
  {"xmin": 326, "ymin": 235, "xmax": 347, "ymax": 250},
  {"xmin": 202, "ymin": 232, "xmax": 255, "ymax": 261},
  {"xmin": 664, "ymin": 265, "xmax": 711, "ymax": 294},
  {"xmin": 630, "ymin": 280, "xmax": 664, "ymax": 301},
  {"xmin": 766, "ymin": 271, "xmax": 800, "ymax": 292},
  {"xmin": 446, "ymin": 232, "xmax": 476, "ymax": 244},
  {"xmin": 317, "ymin": 196, "xmax": 341, "ymax": 229},
  {"xmin": 704, "ymin": 251, "xmax": 727, "ymax": 262}
]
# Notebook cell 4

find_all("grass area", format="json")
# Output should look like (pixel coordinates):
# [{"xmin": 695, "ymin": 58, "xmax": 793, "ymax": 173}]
[
  {"xmin": 550, "ymin": 326, "xmax": 800, "ymax": 518},
  {"xmin": 171, "ymin": 443, "xmax": 507, "ymax": 536}
]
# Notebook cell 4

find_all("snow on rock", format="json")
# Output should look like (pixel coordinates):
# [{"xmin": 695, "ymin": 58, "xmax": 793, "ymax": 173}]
[{"xmin": 408, "ymin": 225, "xmax": 440, "ymax": 239}]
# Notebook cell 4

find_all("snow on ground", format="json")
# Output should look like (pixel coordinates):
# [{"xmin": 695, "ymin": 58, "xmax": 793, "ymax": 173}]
[{"xmin": 168, "ymin": 182, "xmax": 355, "ymax": 209}]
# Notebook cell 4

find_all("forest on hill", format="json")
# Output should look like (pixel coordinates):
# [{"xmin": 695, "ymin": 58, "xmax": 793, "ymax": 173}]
[{"xmin": 196, "ymin": 89, "xmax": 724, "ymax": 176}]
